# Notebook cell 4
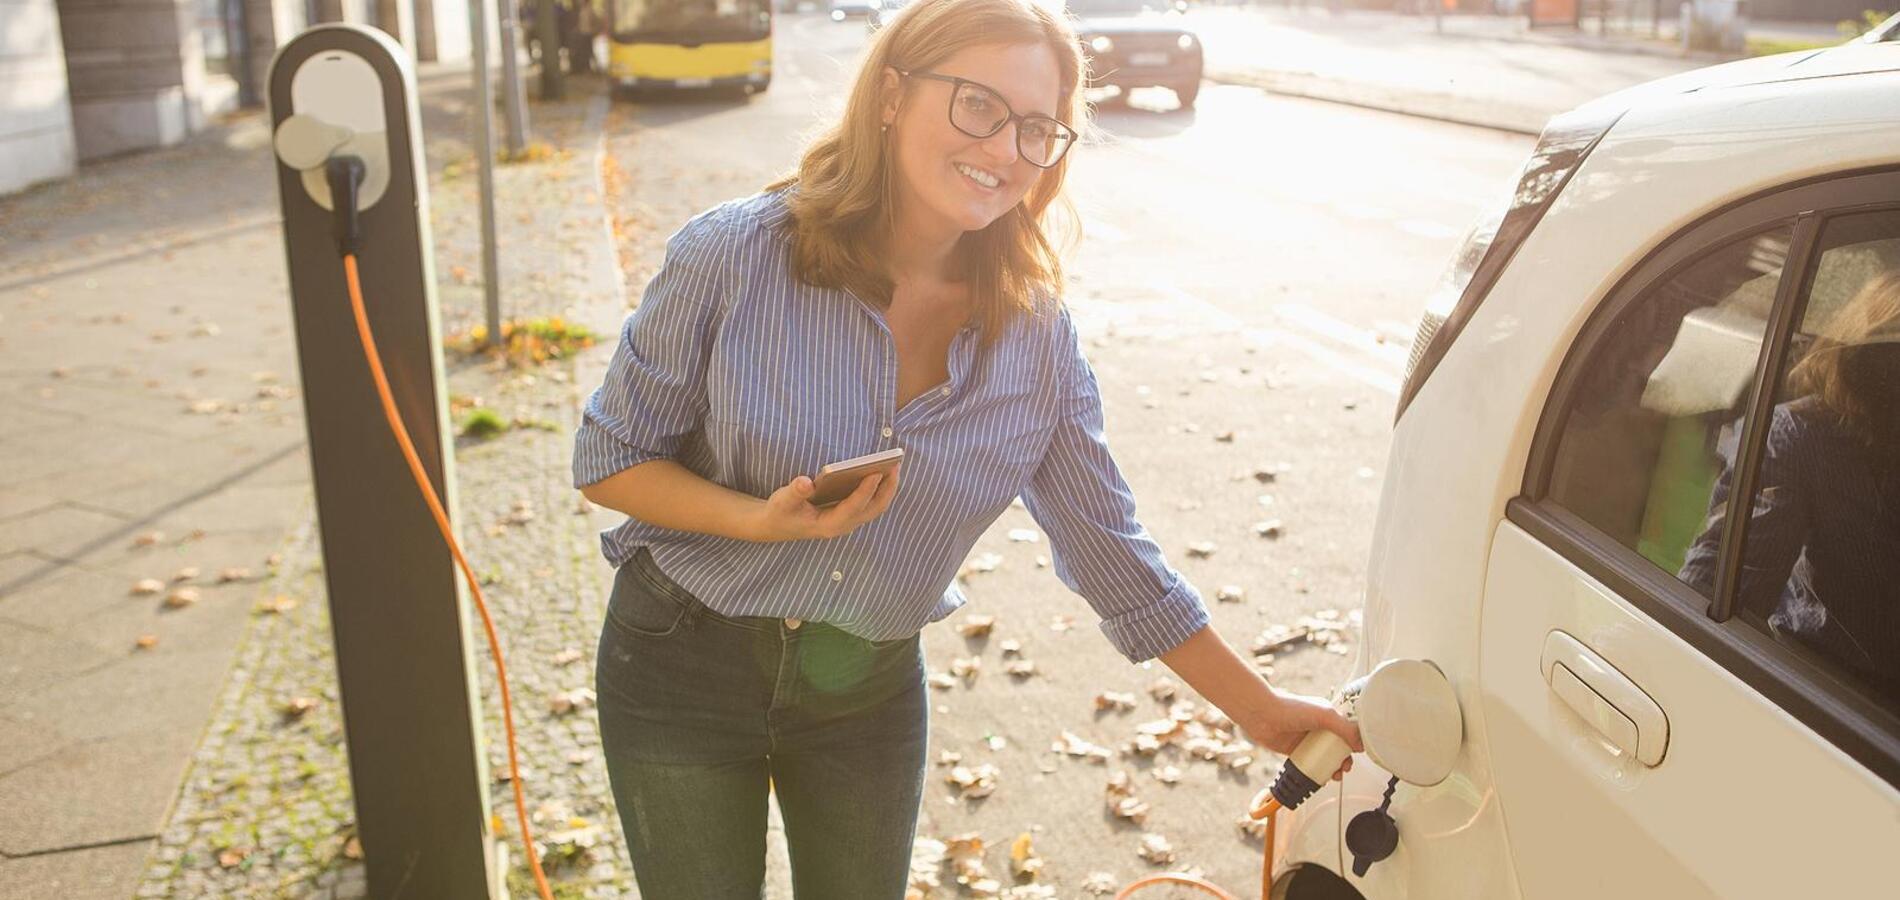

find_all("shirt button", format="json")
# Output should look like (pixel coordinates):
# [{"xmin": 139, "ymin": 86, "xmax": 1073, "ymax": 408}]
[
  {"xmin": 940, "ymin": 386, "xmax": 951, "ymax": 397},
  {"xmin": 785, "ymin": 617, "xmax": 802, "ymax": 629},
  {"xmin": 881, "ymin": 426, "xmax": 894, "ymax": 438},
  {"xmin": 830, "ymin": 570, "xmax": 843, "ymax": 582}
]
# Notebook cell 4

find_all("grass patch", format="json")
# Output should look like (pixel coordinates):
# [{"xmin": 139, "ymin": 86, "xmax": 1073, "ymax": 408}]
[
  {"xmin": 1747, "ymin": 36, "xmax": 1837, "ymax": 56},
  {"xmin": 447, "ymin": 316, "xmax": 598, "ymax": 367},
  {"xmin": 460, "ymin": 407, "xmax": 510, "ymax": 439},
  {"xmin": 505, "ymin": 867, "xmax": 592, "ymax": 900},
  {"xmin": 498, "ymin": 141, "xmax": 574, "ymax": 165}
]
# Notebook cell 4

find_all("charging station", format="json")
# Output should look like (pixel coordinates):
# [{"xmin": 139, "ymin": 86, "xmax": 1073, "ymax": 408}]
[{"xmin": 267, "ymin": 25, "xmax": 500, "ymax": 898}]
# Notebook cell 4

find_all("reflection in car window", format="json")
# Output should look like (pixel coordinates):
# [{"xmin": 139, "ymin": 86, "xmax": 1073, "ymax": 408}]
[
  {"xmin": 1683, "ymin": 212, "xmax": 1900, "ymax": 713},
  {"xmin": 1548, "ymin": 227, "xmax": 1791, "ymax": 592}
]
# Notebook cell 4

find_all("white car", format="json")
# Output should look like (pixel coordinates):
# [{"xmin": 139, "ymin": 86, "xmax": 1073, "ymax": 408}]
[
  {"xmin": 1273, "ymin": 17, "xmax": 1900, "ymax": 900},
  {"xmin": 829, "ymin": 0, "xmax": 879, "ymax": 21}
]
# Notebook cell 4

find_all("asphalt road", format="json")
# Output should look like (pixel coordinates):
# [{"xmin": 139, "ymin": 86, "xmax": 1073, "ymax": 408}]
[{"xmin": 600, "ymin": 12, "xmax": 1533, "ymax": 895}]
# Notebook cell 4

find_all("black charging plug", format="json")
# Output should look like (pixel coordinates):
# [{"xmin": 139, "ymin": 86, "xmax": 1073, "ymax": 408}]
[{"xmin": 324, "ymin": 155, "xmax": 367, "ymax": 256}]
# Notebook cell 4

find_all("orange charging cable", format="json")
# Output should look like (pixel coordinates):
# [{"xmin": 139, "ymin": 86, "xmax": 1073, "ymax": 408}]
[
  {"xmin": 342, "ymin": 254, "xmax": 557, "ymax": 900},
  {"xmin": 1114, "ymin": 792, "xmax": 1282, "ymax": 900}
]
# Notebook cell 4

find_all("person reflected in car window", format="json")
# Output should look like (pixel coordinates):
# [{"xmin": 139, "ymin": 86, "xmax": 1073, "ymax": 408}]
[{"xmin": 1680, "ymin": 271, "xmax": 1900, "ymax": 708}]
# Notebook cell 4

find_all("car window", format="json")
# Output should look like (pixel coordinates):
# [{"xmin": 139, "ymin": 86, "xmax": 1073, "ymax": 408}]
[
  {"xmin": 1711, "ymin": 210, "xmax": 1900, "ymax": 714},
  {"xmin": 1546, "ymin": 226, "xmax": 1793, "ymax": 591}
]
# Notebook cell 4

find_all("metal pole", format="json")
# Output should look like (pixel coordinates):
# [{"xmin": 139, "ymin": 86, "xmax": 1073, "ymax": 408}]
[
  {"xmin": 537, "ymin": 0, "xmax": 564, "ymax": 100},
  {"xmin": 470, "ymin": 0, "xmax": 504, "ymax": 348},
  {"xmin": 498, "ymin": 0, "xmax": 529, "ymax": 156}
]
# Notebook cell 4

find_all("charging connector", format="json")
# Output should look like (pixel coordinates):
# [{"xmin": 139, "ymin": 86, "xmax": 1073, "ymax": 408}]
[{"xmin": 324, "ymin": 156, "xmax": 366, "ymax": 256}]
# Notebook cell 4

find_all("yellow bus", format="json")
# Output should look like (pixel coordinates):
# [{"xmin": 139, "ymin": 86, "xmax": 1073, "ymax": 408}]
[{"xmin": 606, "ymin": 0, "xmax": 774, "ymax": 96}]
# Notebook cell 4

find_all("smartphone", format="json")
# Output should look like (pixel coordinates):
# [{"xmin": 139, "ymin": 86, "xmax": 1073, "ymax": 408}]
[{"xmin": 809, "ymin": 447, "xmax": 904, "ymax": 508}]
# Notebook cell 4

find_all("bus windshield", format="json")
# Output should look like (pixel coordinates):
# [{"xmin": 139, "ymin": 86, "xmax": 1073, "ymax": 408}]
[{"xmin": 611, "ymin": 0, "xmax": 771, "ymax": 43}]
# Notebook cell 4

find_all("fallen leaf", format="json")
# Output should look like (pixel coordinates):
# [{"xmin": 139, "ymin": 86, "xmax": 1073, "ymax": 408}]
[
  {"xmin": 1215, "ymin": 430, "xmax": 1236, "ymax": 442},
  {"xmin": 1093, "ymin": 691, "xmax": 1137, "ymax": 713},
  {"xmin": 1049, "ymin": 615, "xmax": 1074, "ymax": 632},
  {"xmin": 1253, "ymin": 520, "xmax": 1286, "ymax": 539},
  {"xmin": 1006, "ymin": 528, "xmax": 1041, "ymax": 543},
  {"xmin": 1083, "ymin": 872, "xmax": 1119, "ymax": 895},
  {"xmin": 549, "ymin": 687, "xmax": 597, "ymax": 715},
  {"xmin": 937, "ymin": 750, "xmax": 963, "ymax": 766},
  {"xmin": 164, "ymin": 588, "xmax": 199, "ymax": 608},
  {"xmin": 135, "ymin": 634, "xmax": 159, "ymax": 650},
  {"xmin": 1147, "ymin": 678, "xmax": 1178, "ymax": 703},
  {"xmin": 946, "ymin": 763, "xmax": 999, "ymax": 800},
  {"xmin": 1005, "ymin": 659, "xmax": 1038, "ymax": 679},
  {"xmin": 1185, "ymin": 541, "xmax": 1218, "ymax": 559},
  {"xmin": 945, "ymin": 832, "xmax": 992, "ymax": 890},
  {"xmin": 951, "ymin": 657, "xmax": 981, "ymax": 685},
  {"xmin": 1137, "ymin": 833, "xmax": 1176, "ymax": 865},
  {"xmin": 1105, "ymin": 771, "xmax": 1150, "ymax": 824},
  {"xmin": 552, "ymin": 648, "xmax": 585, "ymax": 666},
  {"xmin": 217, "ymin": 846, "xmax": 252, "ymax": 868},
  {"xmin": 217, "ymin": 567, "xmax": 251, "ymax": 583},
  {"xmin": 283, "ymin": 696, "xmax": 320, "ymax": 718},
  {"xmin": 171, "ymin": 566, "xmax": 200, "ymax": 583},
  {"xmin": 1009, "ymin": 832, "xmax": 1043, "ymax": 881},
  {"xmin": 1153, "ymin": 765, "xmax": 1183, "ymax": 785},
  {"xmin": 909, "ymin": 836, "xmax": 947, "ymax": 895},
  {"xmin": 1216, "ymin": 585, "xmax": 1246, "ymax": 603},
  {"xmin": 999, "ymin": 639, "xmax": 1023, "ymax": 657},
  {"xmin": 927, "ymin": 672, "xmax": 958, "ymax": 690},
  {"xmin": 957, "ymin": 615, "xmax": 997, "ymax": 639},
  {"xmin": 133, "ymin": 531, "xmax": 165, "ymax": 548},
  {"xmin": 1054, "ymin": 731, "xmax": 1114, "ymax": 763},
  {"xmin": 131, "ymin": 578, "xmax": 164, "ymax": 595},
  {"xmin": 255, "ymin": 594, "xmax": 299, "ymax": 614},
  {"xmin": 343, "ymin": 835, "xmax": 363, "ymax": 859}
]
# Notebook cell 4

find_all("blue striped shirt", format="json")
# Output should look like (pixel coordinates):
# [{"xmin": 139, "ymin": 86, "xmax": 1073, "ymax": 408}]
[{"xmin": 572, "ymin": 190, "xmax": 1209, "ymax": 662}]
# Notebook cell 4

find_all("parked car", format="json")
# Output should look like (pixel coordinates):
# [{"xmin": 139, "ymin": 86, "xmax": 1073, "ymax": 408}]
[
  {"xmin": 829, "ymin": 0, "xmax": 879, "ymax": 21},
  {"xmin": 1272, "ymin": 17, "xmax": 1900, "ymax": 900},
  {"xmin": 1066, "ymin": 0, "xmax": 1204, "ymax": 108},
  {"xmin": 868, "ymin": 0, "xmax": 909, "ymax": 30}
]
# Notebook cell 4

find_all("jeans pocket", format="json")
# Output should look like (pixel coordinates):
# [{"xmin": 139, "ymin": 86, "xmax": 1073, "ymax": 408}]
[
  {"xmin": 606, "ymin": 560, "xmax": 690, "ymax": 639},
  {"xmin": 863, "ymin": 631, "xmax": 917, "ymax": 652}
]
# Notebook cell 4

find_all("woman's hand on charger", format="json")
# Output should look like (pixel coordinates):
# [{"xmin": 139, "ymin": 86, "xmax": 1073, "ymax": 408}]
[
  {"xmin": 748, "ymin": 466, "xmax": 901, "ymax": 542},
  {"xmin": 1238, "ymin": 689, "xmax": 1364, "ymax": 781}
]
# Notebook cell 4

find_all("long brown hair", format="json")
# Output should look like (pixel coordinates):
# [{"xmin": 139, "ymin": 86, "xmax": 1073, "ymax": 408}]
[
  {"xmin": 765, "ymin": 0, "xmax": 1086, "ymax": 347},
  {"xmin": 1790, "ymin": 270, "xmax": 1900, "ymax": 495}
]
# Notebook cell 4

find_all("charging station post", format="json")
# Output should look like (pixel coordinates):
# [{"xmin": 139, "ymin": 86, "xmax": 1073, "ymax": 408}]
[{"xmin": 267, "ymin": 25, "xmax": 500, "ymax": 899}]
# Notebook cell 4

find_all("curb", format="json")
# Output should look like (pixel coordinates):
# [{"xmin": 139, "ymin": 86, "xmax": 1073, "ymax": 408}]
[{"xmin": 1206, "ymin": 67, "xmax": 1549, "ymax": 136}]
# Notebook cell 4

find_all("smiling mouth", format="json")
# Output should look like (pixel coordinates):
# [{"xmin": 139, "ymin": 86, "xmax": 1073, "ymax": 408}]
[{"xmin": 955, "ymin": 162, "xmax": 1003, "ymax": 190}]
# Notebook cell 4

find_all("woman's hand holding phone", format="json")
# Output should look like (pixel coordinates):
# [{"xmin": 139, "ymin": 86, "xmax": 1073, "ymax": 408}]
[{"xmin": 748, "ymin": 464, "xmax": 900, "ymax": 542}]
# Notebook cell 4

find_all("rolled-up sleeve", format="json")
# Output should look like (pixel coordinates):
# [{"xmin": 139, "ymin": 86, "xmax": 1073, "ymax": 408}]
[
  {"xmin": 1021, "ymin": 308, "xmax": 1211, "ymax": 663},
  {"xmin": 572, "ymin": 214, "xmax": 730, "ymax": 488}
]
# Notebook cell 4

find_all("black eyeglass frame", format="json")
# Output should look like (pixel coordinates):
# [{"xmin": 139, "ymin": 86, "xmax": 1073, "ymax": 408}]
[{"xmin": 894, "ymin": 69, "xmax": 1078, "ymax": 169}]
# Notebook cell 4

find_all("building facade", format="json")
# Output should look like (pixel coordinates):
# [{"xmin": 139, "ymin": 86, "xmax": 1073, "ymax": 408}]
[{"xmin": 0, "ymin": 0, "xmax": 474, "ymax": 195}]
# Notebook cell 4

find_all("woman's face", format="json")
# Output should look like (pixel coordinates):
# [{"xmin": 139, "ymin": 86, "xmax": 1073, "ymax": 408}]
[{"xmin": 885, "ymin": 41, "xmax": 1063, "ymax": 238}]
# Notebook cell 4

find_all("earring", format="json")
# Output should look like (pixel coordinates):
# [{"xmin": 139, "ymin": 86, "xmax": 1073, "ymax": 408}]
[{"xmin": 881, "ymin": 123, "xmax": 889, "ymax": 133}]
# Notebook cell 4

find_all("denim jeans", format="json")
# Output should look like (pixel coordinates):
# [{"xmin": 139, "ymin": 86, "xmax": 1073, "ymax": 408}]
[{"xmin": 594, "ymin": 546, "xmax": 929, "ymax": 899}]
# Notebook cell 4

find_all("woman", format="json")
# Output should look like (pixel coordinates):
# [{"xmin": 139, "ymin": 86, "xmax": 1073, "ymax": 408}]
[
  {"xmin": 1681, "ymin": 269, "xmax": 1900, "ymax": 708},
  {"xmin": 573, "ymin": 1, "xmax": 1361, "ymax": 895}
]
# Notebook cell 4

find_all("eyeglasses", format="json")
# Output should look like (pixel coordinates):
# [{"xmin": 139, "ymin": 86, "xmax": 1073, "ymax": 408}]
[{"xmin": 895, "ymin": 69, "xmax": 1078, "ymax": 169}]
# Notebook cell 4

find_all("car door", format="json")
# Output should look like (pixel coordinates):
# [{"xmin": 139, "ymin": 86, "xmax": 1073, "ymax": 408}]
[{"xmin": 1478, "ymin": 173, "xmax": 1900, "ymax": 899}]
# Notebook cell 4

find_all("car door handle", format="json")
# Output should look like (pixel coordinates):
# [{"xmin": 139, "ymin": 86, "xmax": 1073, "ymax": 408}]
[{"xmin": 1540, "ymin": 630, "xmax": 1669, "ymax": 766}]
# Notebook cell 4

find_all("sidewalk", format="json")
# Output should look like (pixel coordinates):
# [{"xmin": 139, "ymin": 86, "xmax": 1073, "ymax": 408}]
[
  {"xmin": 0, "ymin": 65, "xmax": 772, "ymax": 898},
  {"xmin": 1193, "ymin": 6, "xmax": 1792, "ymax": 133}
]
